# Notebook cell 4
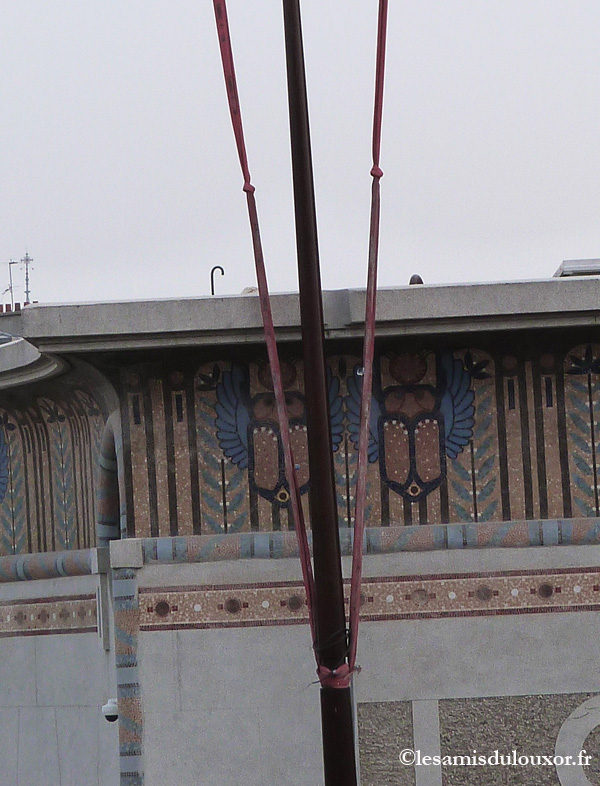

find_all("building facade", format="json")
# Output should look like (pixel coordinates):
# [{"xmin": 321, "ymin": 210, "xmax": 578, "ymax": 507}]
[{"xmin": 1, "ymin": 279, "xmax": 600, "ymax": 785}]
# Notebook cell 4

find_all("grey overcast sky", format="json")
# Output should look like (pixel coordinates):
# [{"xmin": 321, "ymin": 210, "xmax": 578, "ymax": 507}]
[{"xmin": 1, "ymin": 1, "xmax": 599, "ymax": 304}]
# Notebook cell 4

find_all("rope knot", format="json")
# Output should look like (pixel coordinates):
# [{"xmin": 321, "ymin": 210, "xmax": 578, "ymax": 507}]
[
  {"xmin": 370, "ymin": 165, "xmax": 383, "ymax": 179},
  {"xmin": 243, "ymin": 181, "xmax": 255, "ymax": 194},
  {"xmin": 317, "ymin": 663, "xmax": 355, "ymax": 689}
]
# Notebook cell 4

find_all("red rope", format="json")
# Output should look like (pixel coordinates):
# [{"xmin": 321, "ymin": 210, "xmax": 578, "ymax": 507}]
[
  {"xmin": 213, "ymin": 0, "xmax": 317, "ymax": 643},
  {"xmin": 213, "ymin": 0, "xmax": 388, "ymax": 689},
  {"xmin": 347, "ymin": 0, "xmax": 388, "ymax": 676}
]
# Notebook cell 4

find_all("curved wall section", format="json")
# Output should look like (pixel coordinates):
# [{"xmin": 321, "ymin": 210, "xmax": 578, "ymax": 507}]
[{"xmin": 0, "ymin": 359, "xmax": 117, "ymax": 555}]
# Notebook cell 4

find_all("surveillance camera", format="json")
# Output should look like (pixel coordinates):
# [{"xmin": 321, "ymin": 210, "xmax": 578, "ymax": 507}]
[{"xmin": 102, "ymin": 698, "xmax": 118, "ymax": 723}]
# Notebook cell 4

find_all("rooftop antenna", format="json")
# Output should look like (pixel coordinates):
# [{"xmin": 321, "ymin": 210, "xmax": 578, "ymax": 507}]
[
  {"xmin": 4, "ymin": 259, "xmax": 17, "ymax": 309},
  {"xmin": 21, "ymin": 252, "xmax": 33, "ymax": 304}
]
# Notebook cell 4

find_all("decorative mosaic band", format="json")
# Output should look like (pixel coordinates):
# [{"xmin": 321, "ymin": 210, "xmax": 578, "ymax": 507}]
[
  {"xmin": 137, "ymin": 566, "xmax": 600, "ymax": 631},
  {"xmin": 0, "ymin": 594, "xmax": 97, "ymax": 638},
  {"xmin": 0, "ymin": 549, "xmax": 94, "ymax": 583},
  {"xmin": 113, "ymin": 568, "xmax": 144, "ymax": 786},
  {"xmin": 141, "ymin": 517, "xmax": 600, "ymax": 565}
]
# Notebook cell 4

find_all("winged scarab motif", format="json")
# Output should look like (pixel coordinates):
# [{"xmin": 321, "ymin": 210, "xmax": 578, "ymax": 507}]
[
  {"xmin": 215, "ymin": 362, "xmax": 343, "ymax": 507},
  {"xmin": 347, "ymin": 351, "xmax": 474, "ymax": 502}
]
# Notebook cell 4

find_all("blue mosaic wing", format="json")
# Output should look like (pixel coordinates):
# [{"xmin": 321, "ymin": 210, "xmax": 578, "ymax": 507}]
[
  {"xmin": 328, "ymin": 367, "xmax": 344, "ymax": 453},
  {"xmin": 440, "ymin": 352, "xmax": 475, "ymax": 460},
  {"xmin": 346, "ymin": 365, "xmax": 380, "ymax": 462},
  {"xmin": 215, "ymin": 366, "xmax": 250, "ymax": 469}
]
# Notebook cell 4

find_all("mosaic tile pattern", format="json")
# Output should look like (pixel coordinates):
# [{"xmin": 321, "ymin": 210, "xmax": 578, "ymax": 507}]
[
  {"xmin": 113, "ymin": 568, "xmax": 144, "ymax": 786},
  {"xmin": 121, "ymin": 342, "xmax": 600, "ymax": 538},
  {"xmin": 0, "ymin": 594, "xmax": 97, "ymax": 637},
  {"xmin": 0, "ymin": 378, "xmax": 109, "ymax": 556},
  {"xmin": 358, "ymin": 701, "xmax": 415, "ymax": 786},
  {"xmin": 439, "ymin": 694, "xmax": 592, "ymax": 785},
  {"xmin": 136, "ymin": 566, "xmax": 600, "ymax": 632},
  {"xmin": 0, "ymin": 548, "xmax": 94, "ymax": 582},
  {"xmin": 140, "ymin": 517, "xmax": 600, "ymax": 565}
]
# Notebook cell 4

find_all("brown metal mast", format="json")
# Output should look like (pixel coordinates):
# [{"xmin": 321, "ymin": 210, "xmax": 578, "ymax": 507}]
[{"xmin": 281, "ymin": 2, "xmax": 358, "ymax": 784}]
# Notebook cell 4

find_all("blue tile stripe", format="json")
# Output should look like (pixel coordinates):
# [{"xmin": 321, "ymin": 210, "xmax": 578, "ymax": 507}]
[
  {"xmin": 0, "ymin": 549, "xmax": 93, "ymax": 582},
  {"xmin": 138, "ymin": 518, "xmax": 600, "ymax": 565},
  {"xmin": 112, "ymin": 567, "xmax": 144, "ymax": 786},
  {"xmin": 116, "ymin": 667, "xmax": 140, "ymax": 684},
  {"xmin": 447, "ymin": 526, "xmax": 465, "ymax": 550}
]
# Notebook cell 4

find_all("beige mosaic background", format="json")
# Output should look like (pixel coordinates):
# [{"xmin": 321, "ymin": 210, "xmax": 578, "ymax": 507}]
[
  {"xmin": 358, "ymin": 701, "xmax": 415, "ymax": 786},
  {"xmin": 439, "ymin": 694, "xmax": 594, "ymax": 786}
]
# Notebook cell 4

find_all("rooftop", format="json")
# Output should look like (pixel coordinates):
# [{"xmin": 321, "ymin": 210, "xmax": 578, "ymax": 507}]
[{"xmin": 0, "ymin": 276, "xmax": 598, "ymax": 354}]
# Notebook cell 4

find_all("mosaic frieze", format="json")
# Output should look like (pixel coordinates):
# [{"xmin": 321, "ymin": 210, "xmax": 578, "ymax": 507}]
[
  {"xmin": 0, "ymin": 594, "xmax": 97, "ymax": 637},
  {"xmin": 136, "ymin": 566, "xmax": 600, "ymax": 632},
  {"xmin": 120, "ymin": 342, "xmax": 600, "ymax": 537}
]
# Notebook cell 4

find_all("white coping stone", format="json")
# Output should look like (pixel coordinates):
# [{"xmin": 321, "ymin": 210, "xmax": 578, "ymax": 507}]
[
  {"xmin": 110, "ymin": 538, "xmax": 143, "ymax": 569},
  {"xmin": 0, "ymin": 336, "xmax": 39, "ymax": 372},
  {"xmin": 6, "ymin": 277, "xmax": 600, "ymax": 352},
  {"xmin": 91, "ymin": 546, "xmax": 110, "ymax": 574}
]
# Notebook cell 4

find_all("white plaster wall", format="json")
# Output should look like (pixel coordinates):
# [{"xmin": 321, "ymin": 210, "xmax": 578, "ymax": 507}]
[
  {"xmin": 354, "ymin": 610, "xmax": 600, "ymax": 704},
  {"xmin": 137, "ymin": 610, "xmax": 600, "ymax": 786},
  {"xmin": 135, "ymin": 545, "xmax": 600, "ymax": 786},
  {"xmin": 138, "ymin": 626, "xmax": 323, "ymax": 786},
  {"xmin": 0, "ymin": 575, "xmax": 118, "ymax": 786}
]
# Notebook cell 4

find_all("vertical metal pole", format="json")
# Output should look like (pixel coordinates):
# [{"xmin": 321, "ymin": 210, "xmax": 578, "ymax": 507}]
[
  {"xmin": 8, "ymin": 260, "xmax": 16, "ymax": 309},
  {"xmin": 281, "ymin": 2, "xmax": 358, "ymax": 784},
  {"xmin": 21, "ymin": 252, "xmax": 32, "ymax": 304}
]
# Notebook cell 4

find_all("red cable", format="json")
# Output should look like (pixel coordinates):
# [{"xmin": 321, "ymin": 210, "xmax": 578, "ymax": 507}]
[
  {"xmin": 347, "ymin": 0, "xmax": 388, "ymax": 675},
  {"xmin": 213, "ymin": 0, "xmax": 317, "ymax": 643},
  {"xmin": 213, "ymin": 0, "xmax": 389, "ymax": 689}
]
